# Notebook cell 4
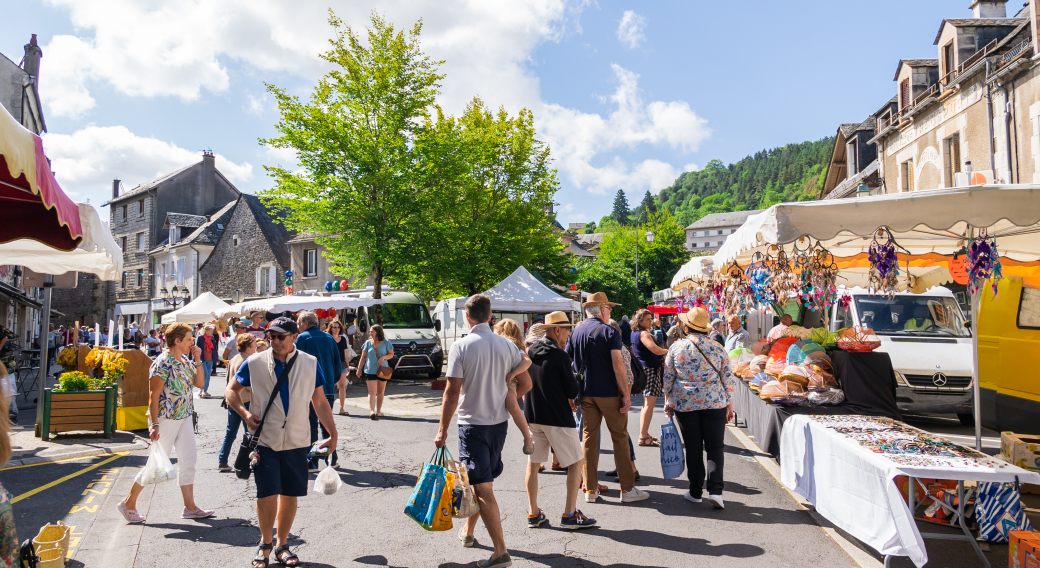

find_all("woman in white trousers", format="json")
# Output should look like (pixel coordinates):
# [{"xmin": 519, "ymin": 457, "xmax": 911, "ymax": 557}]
[{"xmin": 117, "ymin": 322, "xmax": 214, "ymax": 523}]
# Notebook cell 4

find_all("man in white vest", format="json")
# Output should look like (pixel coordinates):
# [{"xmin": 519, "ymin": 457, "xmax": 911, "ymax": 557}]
[{"xmin": 226, "ymin": 317, "xmax": 337, "ymax": 568}]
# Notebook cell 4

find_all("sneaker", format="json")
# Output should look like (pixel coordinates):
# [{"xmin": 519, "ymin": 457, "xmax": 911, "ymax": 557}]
[
  {"xmin": 683, "ymin": 491, "xmax": 702, "ymax": 504},
  {"xmin": 117, "ymin": 501, "xmax": 145, "ymax": 524},
  {"xmin": 477, "ymin": 553, "xmax": 512, "ymax": 568},
  {"xmin": 182, "ymin": 507, "xmax": 215, "ymax": 519},
  {"xmin": 217, "ymin": 463, "xmax": 232, "ymax": 472},
  {"xmin": 458, "ymin": 526, "xmax": 475, "ymax": 548},
  {"xmin": 527, "ymin": 509, "xmax": 547, "ymax": 528},
  {"xmin": 584, "ymin": 490, "xmax": 600, "ymax": 503},
  {"xmin": 708, "ymin": 494, "xmax": 724, "ymax": 509},
  {"xmin": 621, "ymin": 487, "xmax": 650, "ymax": 503},
  {"xmin": 560, "ymin": 510, "xmax": 597, "ymax": 530}
]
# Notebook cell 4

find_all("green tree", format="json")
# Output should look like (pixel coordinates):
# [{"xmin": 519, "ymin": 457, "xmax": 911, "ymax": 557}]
[
  {"xmin": 403, "ymin": 98, "xmax": 571, "ymax": 297},
  {"xmin": 635, "ymin": 189, "xmax": 657, "ymax": 223},
  {"xmin": 583, "ymin": 221, "xmax": 597, "ymax": 234},
  {"xmin": 575, "ymin": 211, "xmax": 688, "ymax": 317},
  {"xmin": 611, "ymin": 189, "xmax": 631, "ymax": 226},
  {"xmin": 259, "ymin": 12, "xmax": 444, "ymax": 320}
]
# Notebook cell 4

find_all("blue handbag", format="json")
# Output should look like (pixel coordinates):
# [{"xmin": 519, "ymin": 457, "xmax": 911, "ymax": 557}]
[
  {"xmin": 660, "ymin": 417, "xmax": 685, "ymax": 479},
  {"xmin": 404, "ymin": 449, "xmax": 450, "ymax": 529},
  {"xmin": 976, "ymin": 478, "xmax": 1033, "ymax": 543}
]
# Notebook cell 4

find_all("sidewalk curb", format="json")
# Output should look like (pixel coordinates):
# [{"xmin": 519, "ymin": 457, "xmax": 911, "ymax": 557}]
[
  {"xmin": 727, "ymin": 424, "xmax": 884, "ymax": 568},
  {"xmin": 4, "ymin": 432, "xmax": 149, "ymax": 468}
]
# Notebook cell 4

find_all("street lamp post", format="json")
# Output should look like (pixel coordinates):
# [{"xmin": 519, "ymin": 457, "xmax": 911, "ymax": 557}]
[
  {"xmin": 159, "ymin": 285, "xmax": 191, "ymax": 309},
  {"xmin": 635, "ymin": 229, "xmax": 656, "ymax": 298}
]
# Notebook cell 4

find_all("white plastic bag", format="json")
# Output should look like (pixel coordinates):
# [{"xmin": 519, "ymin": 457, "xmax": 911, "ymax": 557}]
[
  {"xmin": 137, "ymin": 442, "xmax": 177, "ymax": 485},
  {"xmin": 313, "ymin": 465, "xmax": 343, "ymax": 495}
]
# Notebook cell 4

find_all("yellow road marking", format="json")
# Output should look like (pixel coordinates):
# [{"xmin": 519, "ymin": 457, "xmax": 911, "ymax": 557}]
[
  {"xmin": 0, "ymin": 452, "xmax": 131, "ymax": 471},
  {"xmin": 11, "ymin": 452, "xmax": 128, "ymax": 504}
]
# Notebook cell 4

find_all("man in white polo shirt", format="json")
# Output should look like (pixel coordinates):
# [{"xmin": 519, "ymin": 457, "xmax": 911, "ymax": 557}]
[{"xmin": 435, "ymin": 294, "xmax": 531, "ymax": 568}]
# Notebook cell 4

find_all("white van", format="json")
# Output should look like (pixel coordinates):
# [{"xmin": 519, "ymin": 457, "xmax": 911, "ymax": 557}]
[
  {"xmin": 347, "ymin": 290, "xmax": 442, "ymax": 380},
  {"xmin": 432, "ymin": 298, "xmax": 538, "ymax": 354},
  {"xmin": 828, "ymin": 286, "xmax": 974, "ymax": 423}
]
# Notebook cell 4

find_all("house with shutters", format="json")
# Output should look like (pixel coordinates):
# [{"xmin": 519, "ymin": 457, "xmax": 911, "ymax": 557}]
[
  {"xmin": 197, "ymin": 194, "xmax": 294, "ymax": 302},
  {"xmin": 819, "ymin": 114, "xmax": 883, "ymax": 199}
]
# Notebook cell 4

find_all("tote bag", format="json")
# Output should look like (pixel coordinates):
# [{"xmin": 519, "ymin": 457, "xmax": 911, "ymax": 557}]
[
  {"xmin": 976, "ymin": 480, "xmax": 1033, "ymax": 542},
  {"xmin": 660, "ymin": 418, "xmax": 685, "ymax": 479},
  {"xmin": 404, "ymin": 449, "xmax": 453, "ymax": 531}
]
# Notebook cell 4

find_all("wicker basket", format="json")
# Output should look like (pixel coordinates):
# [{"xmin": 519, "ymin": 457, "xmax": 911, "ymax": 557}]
[
  {"xmin": 33, "ymin": 521, "xmax": 70, "ymax": 564},
  {"xmin": 36, "ymin": 546, "xmax": 64, "ymax": 568}
]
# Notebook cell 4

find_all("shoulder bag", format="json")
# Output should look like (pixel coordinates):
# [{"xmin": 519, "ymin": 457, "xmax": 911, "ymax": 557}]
[
  {"xmin": 376, "ymin": 341, "xmax": 393, "ymax": 379},
  {"xmin": 233, "ymin": 353, "xmax": 298, "ymax": 480},
  {"xmin": 628, "ymin": 346, "xmax": 647, "ymax": 393},
  {"xmin": 691, "ymin": 338, "xmax": 727, "ymax": 390}
]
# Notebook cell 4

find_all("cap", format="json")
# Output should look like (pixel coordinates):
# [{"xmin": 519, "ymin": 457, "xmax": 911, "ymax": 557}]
[{"xmin": 268, "ymin": 317, "xmax": 299, "ymax": 335}]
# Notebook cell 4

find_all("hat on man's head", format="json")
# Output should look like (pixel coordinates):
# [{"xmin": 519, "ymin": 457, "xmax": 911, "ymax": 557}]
[
  {"xmin": 268, "ymin": 317, "xmax": 299, "ymax": 335},
  {"xmin": 678, "ymin": 307, "xmax": 711, "ymax": 333},
  {"xmin": 582, "ymin": 291, "xmax": 617, "ymax": 308},
  {"xmin": 541, "ymin": 311, "xmax": 575, "ymax": 328}
]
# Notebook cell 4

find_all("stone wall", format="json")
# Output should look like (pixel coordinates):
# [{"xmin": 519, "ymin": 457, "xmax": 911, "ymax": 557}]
[
  {"xmin": 199, "ymin": 196, "xmax": 291, "ymax": 300},
  {"xmin": 49, "ymin": 273, "xmax": 111, "ymax": 327},
  {"xmin": 111, "ymin": 194, "xmax": 154, "ymax": 303}
]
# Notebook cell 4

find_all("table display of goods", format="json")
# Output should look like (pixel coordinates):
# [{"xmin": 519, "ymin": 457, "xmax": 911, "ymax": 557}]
[
  {"xmin": 733, "ymin": 338, "xmax": 843, "ymax": 407},
  {"xmin": 836, "ymin": 326, "xmax": 882, "ymax": 352}
]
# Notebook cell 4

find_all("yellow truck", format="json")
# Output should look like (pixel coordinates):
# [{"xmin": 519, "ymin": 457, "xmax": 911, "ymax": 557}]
[{"xmin": 977, "ymin": 276, "xmax": 1040, "ymax": 435}]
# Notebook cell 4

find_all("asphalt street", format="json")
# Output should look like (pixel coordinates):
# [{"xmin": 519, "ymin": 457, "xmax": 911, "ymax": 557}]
[{"xmin": 1, "ymin": 368, "xmax": 1018, "ymax": 568}]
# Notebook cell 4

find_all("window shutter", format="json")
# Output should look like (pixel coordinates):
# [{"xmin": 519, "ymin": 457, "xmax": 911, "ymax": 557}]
[{"xmin": 256, "ymin": 268, "xmax": 261, "ymax": 294}]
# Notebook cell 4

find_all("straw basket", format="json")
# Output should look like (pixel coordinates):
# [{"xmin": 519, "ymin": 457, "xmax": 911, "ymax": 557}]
[
  {"xmin": 33, "ymin": 521, "xmax": 70, "ymax": 564},
  {"xmin": 36, "ymin": 546, "xmax": 64, "ymax": 568}
]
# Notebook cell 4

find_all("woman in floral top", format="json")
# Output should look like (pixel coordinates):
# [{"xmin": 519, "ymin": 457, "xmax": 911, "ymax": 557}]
[
  {"xmin": 0, "ymin": 384, "xmax": 16, "ymax": 567},
  {"xmin": 663, "ymin": 307, "xmax": 736, "ymax": 510},
  {"xmin": 117, "ymin": 322, "xmax": 215, "ymax": 524}
]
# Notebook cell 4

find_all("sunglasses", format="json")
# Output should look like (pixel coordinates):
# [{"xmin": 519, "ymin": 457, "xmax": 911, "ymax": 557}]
[{"xmin": 267, "ymin": 332, "xmax": 291, "ymax": 342}]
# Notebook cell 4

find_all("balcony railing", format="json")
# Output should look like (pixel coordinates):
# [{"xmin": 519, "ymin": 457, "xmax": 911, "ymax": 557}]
[
  {"xmin": 959, "ymin": 38, "xmax": 999, "ymax": 72},
  {"xmin": 912, "ymin": 83, "xmax": 939, "ymax": 107},
  {"xmin": 939, "ymin": 69, "xmax": 959, "ymax": 88},
  {"xmin": 995, "ymin": 38, "xmax": 1032, "ymax": 70}
]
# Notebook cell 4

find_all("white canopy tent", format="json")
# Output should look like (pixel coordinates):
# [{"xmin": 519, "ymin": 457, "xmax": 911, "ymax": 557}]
[
  {"xmin": 441, "ymin": 266, "xmax": 581, "ymax": 314},
  {"xmin": 216, "ymin": 294, "xmax": 386, "ymax": 319},
  {"xmin": 709, "ymin": 184, "xmax": 1040, "ymax": 450},
  {"xmin": 0, "ymin": 203, "xmax": 123, "ymax": 280},
  {"xmin": 161, "ymin": 292, "xmax": 231, "ymax": 324},
  {"xmin": 669, "ymin": 256, "xmax": 716, "ymax": 290}
]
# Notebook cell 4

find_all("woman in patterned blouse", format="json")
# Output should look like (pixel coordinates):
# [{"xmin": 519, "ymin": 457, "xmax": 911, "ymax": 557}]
[
  {"xmin": 117, "ymin": 322, "xmax": 215, "ymax": 524},
  {"xmin": 0, "ymin": 382, "xmax": 16, "ymax": 567},
  {"xmin": 662, "ymin": 307, "xmax": 735, "ymax": 510}
]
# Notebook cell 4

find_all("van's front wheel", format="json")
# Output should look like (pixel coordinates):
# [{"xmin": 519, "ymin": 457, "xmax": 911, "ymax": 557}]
[{"xmin": 956, "ymin": 412, "xmax": 974, "ymax": 426}]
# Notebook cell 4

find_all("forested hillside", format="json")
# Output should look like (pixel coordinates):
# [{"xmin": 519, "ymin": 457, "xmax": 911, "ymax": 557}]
[{"xmin": 658, "ymin": 137, "xmax": 834, "ymax": 227}]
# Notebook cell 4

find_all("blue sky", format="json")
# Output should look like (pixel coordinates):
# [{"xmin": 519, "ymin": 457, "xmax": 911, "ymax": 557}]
[{"xmin": 2, "ymin": 0, "xmax": 979, "ymax": 224}]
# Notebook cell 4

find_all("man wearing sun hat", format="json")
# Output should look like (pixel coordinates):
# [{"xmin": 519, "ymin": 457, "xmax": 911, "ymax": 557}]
[
  {"xmin": 523, "ymin": 311, "xmax": 597, "ymax": 530},
  {"xmin": 566, "ymin": 292, "xmax": 650, "ymax": 504}
]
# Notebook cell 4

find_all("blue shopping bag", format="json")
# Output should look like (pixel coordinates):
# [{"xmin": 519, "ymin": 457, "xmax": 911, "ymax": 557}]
[
  {"xmin": 976, "ymin": 479, "xmax": 1033, "ymax": 543},
  {"xmin": 660, "ymin": 418, "xmax": 685, "ymax": 479},
  {"xmin": 404, "ymin": 449, "xmax": 449, "ymax": 529}
]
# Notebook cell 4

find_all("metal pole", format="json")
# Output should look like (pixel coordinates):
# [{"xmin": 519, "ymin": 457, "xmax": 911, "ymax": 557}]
[
  {"xmin": 34, "ymin": 283, "xmax": 53, "ymax": 429},
  {"xmin": 971, "ymin": 288, "xmax": 982, "ymax": 452}
]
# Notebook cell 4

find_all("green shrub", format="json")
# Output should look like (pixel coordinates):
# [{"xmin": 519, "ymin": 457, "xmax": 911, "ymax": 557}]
[{"xmin": 56, "ymin": 371, "xmax": 91, "ymax": 392}]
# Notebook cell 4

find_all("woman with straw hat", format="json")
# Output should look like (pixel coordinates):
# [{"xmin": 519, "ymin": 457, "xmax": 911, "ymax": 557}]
[{"xmin": 663, "ymin": 307, "xmax": 735, "ymax": 510}]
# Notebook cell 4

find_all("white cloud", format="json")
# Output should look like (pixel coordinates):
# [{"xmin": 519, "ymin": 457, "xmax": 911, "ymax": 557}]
[
  {"xmin": 537, "ymin": 64, "xmax": 709, "ymax": 195},
  {"xmin": 684, "ymin": 163, "xmax": 700, "ymax": 172},
  {"xmin": 42, "ymin": 126, "xmax": 253, "ymax": 204},
  {"xmin": 245, "ymin": 94, "xmax": 266, "ymax": 116},
  {"xmin": 560, "ymin": 203, "xmax": 575, "ymax": 213},
  {"xmin": 616, "ymin": 10, "xmax": 646, "ymax": 49},
  {"xmin": 566, "ymin": 212, "xmax": 587, "ymax": 222}
]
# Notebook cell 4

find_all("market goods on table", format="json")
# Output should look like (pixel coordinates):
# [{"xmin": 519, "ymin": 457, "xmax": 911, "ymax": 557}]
[{"xmin": 836, "ymin": 326, "xmax": 881, "ymax": 352}]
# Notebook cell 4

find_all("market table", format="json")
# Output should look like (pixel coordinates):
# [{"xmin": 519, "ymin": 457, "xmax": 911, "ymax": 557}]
[
  {"xmin": 780, "ymin": 414, "xmax": 1040, "ymax": 568},
  {"xmin": 732, "ymin": 379, "xmax": 851, "ymax": 456}
]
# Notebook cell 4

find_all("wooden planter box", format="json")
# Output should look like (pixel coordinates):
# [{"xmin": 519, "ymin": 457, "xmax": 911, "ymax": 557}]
[{"xmin": 40, "ymin": 386, "xmax": 116, "ymax": 441}]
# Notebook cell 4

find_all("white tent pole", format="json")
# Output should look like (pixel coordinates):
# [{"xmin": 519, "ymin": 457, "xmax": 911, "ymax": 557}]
[{"xmin": 971, "ymin": 288, "xmax": 982, "ymax": 452}]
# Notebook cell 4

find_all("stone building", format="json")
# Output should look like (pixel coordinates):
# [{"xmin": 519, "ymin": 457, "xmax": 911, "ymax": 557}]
[
  {"xmin": 820, "ymin": 116, "xmax": 882, "ymax": 199},
  {"xmin": 198, "ymin": 195, "xmax": 294, "ymax": 301},
  {"xmin": 684, "ymin": 210, "xmax": 762, "ymax": 253}
]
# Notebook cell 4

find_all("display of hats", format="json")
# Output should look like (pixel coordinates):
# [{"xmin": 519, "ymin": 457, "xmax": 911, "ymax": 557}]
[
  {"xmin": 808, "ymin": 368, "xmax": 839, "ymax": 392},
  {"xmin": 729, "ymin": 347, "xmax": 752, "ymax": 360},
  {"xmin": 750, "ymin": 355, "xmax": 768, "ymax": 369},
  {"xmin": 759, "ymin": 380, "xmax": 806, "ymax": 400},
  {"xmin": 836, "ymin": 326, "xmax": 882, "ymax": 352},
  {"xmin": 808, "ymin": 359, "xmax": 834, "ymax": 375},
  {"xmin": 749, "ymin": 372, "xmax": 770, "ymax": 392},
  {"xmin": 765, "ymin": 337, "xmax": 799, "ymax": 375},
  {"xmin": 778, "ymin": 365, "xmax": 811, "ymax": 388},
  {"xmin": 785, "ymin": 340, "xmax": 825, "ymax": 366},
  {"xmin": 804, "ymin": 350, "xmax": 831, "ymax": 365}
]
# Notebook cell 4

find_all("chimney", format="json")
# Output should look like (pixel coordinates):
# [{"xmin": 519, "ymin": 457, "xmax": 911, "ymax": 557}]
[
  {"xmin": 201, "ymin": 150, "xmax": 215, "ymax": 200},
  {"xmin": 971, "ymin": 0, "xmax": 1007, "ymax": 18},
  {"xmin": 22, "ymin": 34, "xmax": 42, "ymax": 86},
  {"xmin": 112, "ymin": 179, "xmax": 121, "ymax": 199}
]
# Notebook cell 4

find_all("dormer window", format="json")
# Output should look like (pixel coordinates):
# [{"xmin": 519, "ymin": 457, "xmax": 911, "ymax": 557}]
[{"xmin": 169, "ymin": 226, "xmax": 179, "ymax": 245}]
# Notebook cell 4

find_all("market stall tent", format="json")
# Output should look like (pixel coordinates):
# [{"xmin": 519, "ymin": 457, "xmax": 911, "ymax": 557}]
[
  {"xmin": 161, "ymin": 292, "xmax": 231, "ymax": 324},
  {"xmin": 217, "ymin": 293, "xmax": 386, "ymax": 319},
  {"xmin": 0, "ymin": 203, "xmax": 123, "ymax": 280},
  {"xmin": 710, "ymin": 184, "xmax": 1040, "ymax": 449},
  {"xmin": 475, "ymin": 266, "xmax": 581, "ymax": 313},
  {"xmin": 670, "ymin": 256, "xmax": 715, "ymax": 290}
]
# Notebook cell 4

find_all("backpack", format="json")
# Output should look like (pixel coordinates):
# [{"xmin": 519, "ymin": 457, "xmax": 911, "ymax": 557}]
[{"xmin": 628, "ymin": 347, "xmax": 647, "ymax": 393}]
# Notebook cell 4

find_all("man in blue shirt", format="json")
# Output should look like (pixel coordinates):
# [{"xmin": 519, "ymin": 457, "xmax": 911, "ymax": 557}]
[{"xmin": 295, "ymin": 310, "xmax": 343, "ymax": 470}]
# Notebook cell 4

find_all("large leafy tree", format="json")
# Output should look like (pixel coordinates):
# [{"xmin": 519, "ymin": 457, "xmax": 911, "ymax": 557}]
[
  {"xmin": 259, "ymin": 13, "xmax": 443, "ymax": 318},
  {"xmin": 402, "ymin": 99, "xmax": 571, "ymax": 297},
  {"xmin": 575, "ymin": 211, "xmax": 688, "ymax": 317},
  {"xmin": 611, "ymin": 189, "xmax": 631, "ymax": 226}
]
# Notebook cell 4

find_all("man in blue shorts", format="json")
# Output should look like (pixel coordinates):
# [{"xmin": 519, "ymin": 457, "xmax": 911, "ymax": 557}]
[
  {"xmin": 435, "ymin": 295, "xmax": 531, "ymax": 568},
  {"xmin": 226, "ymin": 317, "xmax": 337, "ymax": 568}
]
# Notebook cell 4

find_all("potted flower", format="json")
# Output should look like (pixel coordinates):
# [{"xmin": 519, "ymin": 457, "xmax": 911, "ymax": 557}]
[{"xmin": 40, "ymin": 371, "xmax": 116, "ymax": 441}]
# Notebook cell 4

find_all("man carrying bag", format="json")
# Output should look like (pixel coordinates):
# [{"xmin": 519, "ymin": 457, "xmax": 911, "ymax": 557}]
[{"xmin": 226, "ymin": 317, "xmax": 337, "ymax": 568}]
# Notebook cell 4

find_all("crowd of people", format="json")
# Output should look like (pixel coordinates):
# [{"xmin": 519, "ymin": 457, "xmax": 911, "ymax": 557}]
[{"xmin": 12, "ymin": 291, "xmax": 755, "ymax": 568}]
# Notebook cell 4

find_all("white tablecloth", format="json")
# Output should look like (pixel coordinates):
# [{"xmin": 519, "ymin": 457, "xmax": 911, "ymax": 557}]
[{"xmin": 780, "ymin": 415, "xmax": 1040, "ymax": 567}]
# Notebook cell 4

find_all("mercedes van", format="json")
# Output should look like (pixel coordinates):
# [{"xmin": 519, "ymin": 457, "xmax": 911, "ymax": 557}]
[{"xmin": 829, "ymin": 286, "xmax": 974, "ymax": 424}]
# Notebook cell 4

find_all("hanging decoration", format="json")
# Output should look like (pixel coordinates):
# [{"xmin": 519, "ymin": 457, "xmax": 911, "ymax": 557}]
[
  {"xmin": 966, "ymin": 228, "xmax": 1003, "ymax": 297},
  {"xmin": 324, "ymin": 281, "xmax": 333, "ymax": 292},
  {"xmin": 867, "ymin": 228, "xmax": 909, "ymax": 297}
]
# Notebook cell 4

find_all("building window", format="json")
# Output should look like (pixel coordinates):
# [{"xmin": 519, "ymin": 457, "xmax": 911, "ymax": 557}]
[
  {"xmin": 137, "ymin": 269, "xmax": 144, "ymax": 286},
  {"xmin": 137, "ymin": 233, "xmax": 145, "ymax": 251},
  {"xmin": 718, "ymin": 241, "xmax": 724, "ymax": 246},
  {"xmin": 730, "ymin": 229, "xmax": 736, "ymax": 234},
  {"xmin": 258, "ymin": 266, "xmax": 272, "ymax": 295},
  {"xmin": 305, "ymin": 249, "xmax": 317, "ymax": 277},
  {"xmin": 138, "ymin": 199, "xmax": 145, "ymax": 216},
  {"xmin": 120, "ymin": 236, "xmax": 127, "ymax": 252},
  {"xmin": 944, "ymin": 134, "xmax": 961, "ymax": 187},
  {"xmin": 121, "ymin": 271, "xmax": 128, "ymax": 289},
  {"xmin": 899, "ymin": 78, "xmax": 911, "ymax": 109},
  {"xmin": 233, "ymin": 235, "xmax": 240, "ymax": 247},
  {"xmin": 901, "ymin": 159, "xmax": 915, "ymax": 192},
  {"xmin": 169, "ymin": 227, "xmax": 178, "ymax": 245},
  {"xmin": 691, "ymin": 243, "xmax": 698, "ymax": 248},
  {"xmin": 690, "ymin": 231, "xmax": 697, "ymax": 237},
  {"xmin": 847, "ymin": 139, "xmax": 859, "ymax": 176},
  {"xmin": 176, "ymin": 259, "xmax": 184, "ymax": 285},
  {"xmin": 717, "ymin": 230, "xmax": 723, "ymax": 235},
  {"xmin": 120, "ymin": 205, "xmax": 127, "ymax": 221},
  {"xmin": 942, "ymin": 42, "xmax": 955, "ymax": 81}
]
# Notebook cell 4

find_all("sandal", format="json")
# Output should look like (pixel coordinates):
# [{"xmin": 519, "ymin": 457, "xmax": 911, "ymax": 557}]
[
  {"xmin": 274, "ymin": 544, "xmax": 299, "ymax": 567},
  {"xmin": 638, "ymin": 436, "xmax": 660, "ymax": 447},
  {"xmin": 252, "ymin": 543, "xmax": 273, "ymax": 568}
]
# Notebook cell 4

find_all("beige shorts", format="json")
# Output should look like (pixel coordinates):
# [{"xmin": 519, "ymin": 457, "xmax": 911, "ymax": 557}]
[{"xmin": 529, "ymin": 423, "xmax": 583, "ymax": 468}]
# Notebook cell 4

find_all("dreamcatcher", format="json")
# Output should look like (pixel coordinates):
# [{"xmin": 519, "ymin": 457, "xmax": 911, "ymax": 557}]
[
  {"xmin": 724, "ymin": 261, "xmax": 756, "ymax": 316},
  {"xmin": 802, "ymin": 241, "xmax": 839, "ymax": 312},
  {"xmin": 966, "ymin": 228, "xmax": 1003, "ymax": 297},
  {"xmin": 867, "ymin": 228, "xmax": 909, "ymax": 297},
  {"xmin": 747, "ymin": 251, "xmax": 775, "ymax": 307},
  {"xmin": 767, "ymin": 245, "xmax": 799, "ymax": 302}
]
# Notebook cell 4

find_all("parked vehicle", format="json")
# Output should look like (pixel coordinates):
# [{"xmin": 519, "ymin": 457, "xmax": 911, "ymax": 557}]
[
  {"xmin": 432, "ymin": 298, "xmax": 536, "ymax": 355},
  {"xmin": 829, "ymin": 286, "xmax": 974, "ymax": 424},
  {"xmin": 977, "ymin": 277, "xmax": 1040, "ymax": 435},
  {"xmin": 349, "ymin": 290, "xmax": 442, "ymax": 380}
]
